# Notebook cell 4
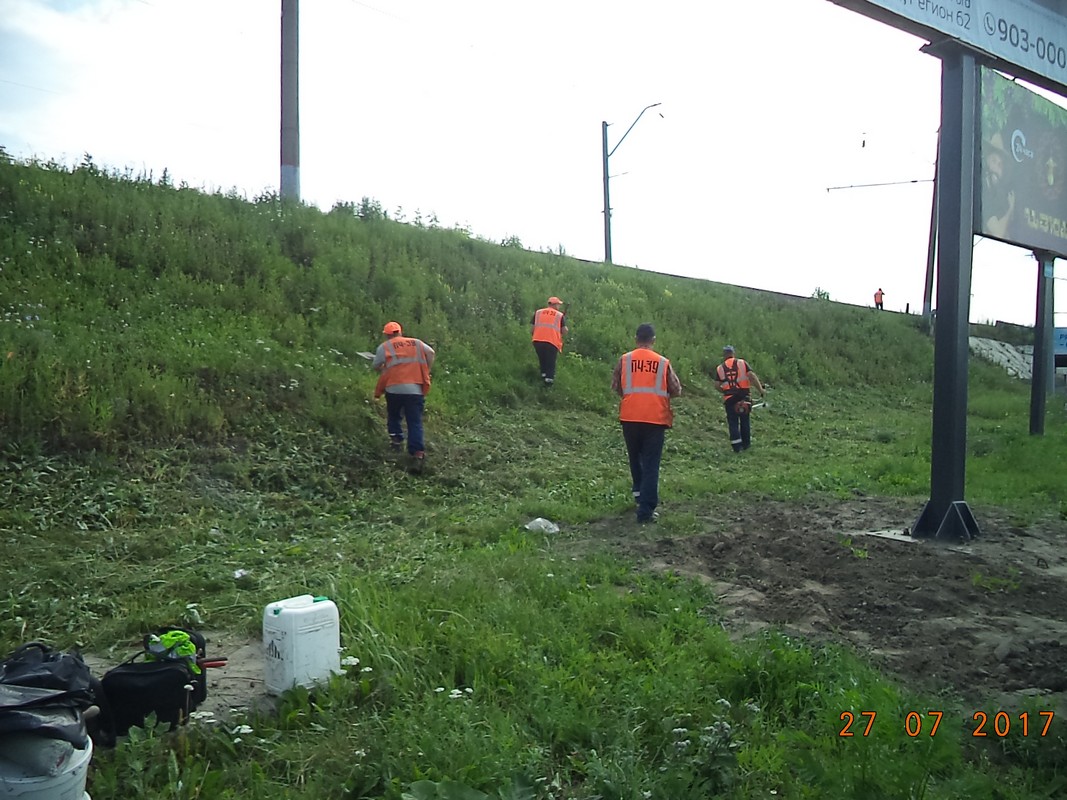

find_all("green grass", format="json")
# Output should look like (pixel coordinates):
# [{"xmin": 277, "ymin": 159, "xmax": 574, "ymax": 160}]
[{"xmin": 1, "ymin": 152, "xmax": 1066, "ymax": 798}]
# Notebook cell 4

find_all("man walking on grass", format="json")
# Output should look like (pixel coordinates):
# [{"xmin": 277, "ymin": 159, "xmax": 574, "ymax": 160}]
[
  {"xmin": 531, "ymin": 296, "xmax": 568, "ymax": 385},
  {"xmin": 373, "ymin": 321, "xmax": 435, "ymax": 472},
  {"xmin": 714, "ymin": 344, "xmax": 765, "ymax": 453},
  {"xmin": 611, "ymin": 323, "xmax": 681, "ymax": 524}
]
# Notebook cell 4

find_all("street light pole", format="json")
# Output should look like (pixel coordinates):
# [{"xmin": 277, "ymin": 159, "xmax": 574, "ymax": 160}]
[{"xmin": 602, "ymin": 102, "xmax": 661, "ymax": 264}]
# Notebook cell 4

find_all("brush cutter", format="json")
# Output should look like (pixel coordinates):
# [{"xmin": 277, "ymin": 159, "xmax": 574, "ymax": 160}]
[{"xmin": 750, "ymin": 387, "xmax": 772, "ymax": 410}]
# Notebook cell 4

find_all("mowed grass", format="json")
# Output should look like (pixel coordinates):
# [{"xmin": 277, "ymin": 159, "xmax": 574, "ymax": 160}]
[
  {"xmin": 1, "ymin": 154, "xmax": 1066, "ymax": 798},
  {"xmin": 3, "ymin": 384, "xmax": 1065, "ymax": 799}
]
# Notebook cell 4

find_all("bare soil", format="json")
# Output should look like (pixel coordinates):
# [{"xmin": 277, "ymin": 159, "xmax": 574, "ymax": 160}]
[
  {"xmin": 84, "ymin": 633, "xmax": 272, "ymax": 725},
  {"xmin": 575, "ymin": 496, "xmax": 1067, "ymax": 713}
]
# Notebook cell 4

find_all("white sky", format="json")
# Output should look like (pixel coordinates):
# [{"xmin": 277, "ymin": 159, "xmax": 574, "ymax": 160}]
[{"xmin": 2, "ymin": 0, "xmax": 1064, "ymax": 327}]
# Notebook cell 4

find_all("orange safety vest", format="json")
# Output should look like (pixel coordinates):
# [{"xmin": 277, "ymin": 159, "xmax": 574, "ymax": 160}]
[
  {"xmin": 531, "ymin": 307, "xmax": 564, "ymax": 351},
  {"xmin": 874, "ymin": 290, "xmax": 884, "ymax": 304},
  {"xmin": 716, "ymin": 357, "xmax": 750, "ymax": 399},
  {"xmin": 380, "ymin": 336, "xmax": 432, "ymax": 394},
  {"xmin": 619, "ymin": 348, "xmax": 673, "ymax": 427}
]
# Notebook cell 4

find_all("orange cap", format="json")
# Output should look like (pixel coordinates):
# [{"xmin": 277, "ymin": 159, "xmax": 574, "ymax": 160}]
[
  {"xmin": 548, "ymin": 296, "xmax": 563, "ymax": 305},
  {"xmin": 382, "ymin": 321, "xmax": 402, "ymax": 335}
]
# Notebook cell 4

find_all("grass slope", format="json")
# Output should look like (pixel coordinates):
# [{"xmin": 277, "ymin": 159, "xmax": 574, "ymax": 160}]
[{"xmin": 1, "ymin": 155, "xmax": 1065, "ymax": 799}]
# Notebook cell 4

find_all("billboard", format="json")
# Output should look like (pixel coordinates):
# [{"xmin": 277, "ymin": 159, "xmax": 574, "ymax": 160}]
[
  {"xmin": 1057, "ymin": 327, "xmax": 1067, "ymax": 354},
  {"xmin": 829, "ymin": 1, "xmax": 1067, "ymax": 95},
  {"xmin": 976, "ymin": 67, "xmax": 1067, "ymax": 256}
]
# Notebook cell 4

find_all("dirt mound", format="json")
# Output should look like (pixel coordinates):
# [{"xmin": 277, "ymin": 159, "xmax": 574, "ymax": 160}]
[{"xmin": 579, "ymin": 497, "xmax": 1067, "ymax": 710}]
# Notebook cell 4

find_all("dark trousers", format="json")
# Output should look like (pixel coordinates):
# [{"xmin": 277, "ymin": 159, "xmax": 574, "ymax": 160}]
[
  {"xmin": 533, "ymin": 341, "xmax": 560, "ymax": 380},
  {"xmin": 385, "ymin": 393, "xmax": 425, "ymax": 455},
  {"xmin": 621, "ymin": 421, "xmax": 666, "ymax": 522},
  {"xmin": 725, "ymin": 398, "xmax": 751, "ymax": 452}
]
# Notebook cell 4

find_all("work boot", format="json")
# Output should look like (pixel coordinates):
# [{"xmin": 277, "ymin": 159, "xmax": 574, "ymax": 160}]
[{"xmin": 411, "ymin": 451, "xmax": 426, "ymax": 473}]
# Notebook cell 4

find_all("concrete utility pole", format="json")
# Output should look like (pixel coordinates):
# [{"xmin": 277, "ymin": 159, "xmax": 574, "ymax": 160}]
[
  {"xmin": 602, "ymin": 102, "xmax": 661, "ymax": 264},
  {"xmin": 280, "ymin": 0, "xmax": 300, "ymax": 201},
  {"xmin": 923, "ymin": 131, "xmax": 940, "ymax": 320}
]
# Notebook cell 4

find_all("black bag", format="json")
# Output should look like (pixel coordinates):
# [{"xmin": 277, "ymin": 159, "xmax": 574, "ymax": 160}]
[
  {"xmin": 100, "ymin": 627, "xmax": 208, "ymax": 736},
  {"xmin": 0, "ymin": 643, "xmax": 94, "ymax": 705},
  {"xmin": 0, "ymin": 643, "xmax": 99, "ymax": 747}
]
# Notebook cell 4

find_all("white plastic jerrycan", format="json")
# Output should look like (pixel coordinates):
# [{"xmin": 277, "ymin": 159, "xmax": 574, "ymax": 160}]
[{"xmin": 263, "ymin": 594, "xmax": 341, "ymax": 695}]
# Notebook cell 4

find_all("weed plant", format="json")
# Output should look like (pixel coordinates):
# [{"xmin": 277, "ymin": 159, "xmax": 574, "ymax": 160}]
[{"xmin": 1, "ymin": 154, "xmax": 1065, "ymax": 798}]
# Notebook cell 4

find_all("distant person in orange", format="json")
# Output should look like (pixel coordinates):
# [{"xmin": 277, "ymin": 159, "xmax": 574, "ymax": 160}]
[
  {"xmin": 714, "ymin": 345, "xmax": 765, "ymax": 453},
  {"xmin": 531, "ymin": 296, "xmax": 568, "ymax": 385},
  {"xmin": 874, "ymin": 288, "xmax": 884, "ymax": 310},
  {"xmin": 373, "ymin": 321, "xmax": 435, "ymax": 471},
  {"xmin": 611, "ymin": 323, "xmax": 682, "ymax": 524}
]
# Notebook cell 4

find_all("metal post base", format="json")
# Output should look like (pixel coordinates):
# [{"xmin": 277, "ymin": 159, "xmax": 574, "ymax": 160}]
[{"xmin": 912, "ymin": 500, "xmax": 980, "ymax": 542}]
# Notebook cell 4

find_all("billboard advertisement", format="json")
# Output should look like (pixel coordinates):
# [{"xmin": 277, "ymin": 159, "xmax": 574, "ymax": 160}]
[
  {"xmin": 829, "ymin": 1, "xmax": 1067, "ymax": 95},
  {"xmin": 977, "ymin": 67, "xmax": 1067, "ymax": 256},
  {"xmin": 1056, "ymin": 327, "xmax": 1067, "ymax": 354}
]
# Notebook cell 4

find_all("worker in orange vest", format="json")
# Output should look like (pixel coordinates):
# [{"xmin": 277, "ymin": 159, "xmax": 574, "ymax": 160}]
[
  {"xmin": 611, "ymin": 323, "xmax": 682, "ymax": 523},
  {"xmin": 874, "ymin": 288, "xmax": 884, "ymax": 310},
  {"xmin": 373, "ymin": 321, "xmax": 435, "ymax": 471},
  {"xmin": 530, "ymin": 296, "xmax": 568, "ymax": 385},
  {"xmin": 715, "ymin": 345, "xmax": 765, "ymax": 453}
]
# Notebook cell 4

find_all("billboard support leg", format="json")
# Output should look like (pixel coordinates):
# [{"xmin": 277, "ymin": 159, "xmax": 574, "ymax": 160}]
[
  {"xmin": 1030, "ymin": 252, "xmax": 1055, "ymax": 435},
  {"xmin": 913, "ymin": 499, "xmax": 980, "ymax": 542},
  {"xmin": 913, "ymin": 42, "xmax": 979, "ymax": 541}
]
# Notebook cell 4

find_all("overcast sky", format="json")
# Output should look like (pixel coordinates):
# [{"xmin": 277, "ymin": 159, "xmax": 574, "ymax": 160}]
[{"xmin": 2, "ymin": 0, "xmax": 1064, "ymax": 327}]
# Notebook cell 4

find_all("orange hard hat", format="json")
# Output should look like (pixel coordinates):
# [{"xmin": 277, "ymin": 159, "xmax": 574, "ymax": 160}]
[
  {"xmin": 382, "ymin": 321, "xmax": 402, "ymax": 335},
  {"xmin": 548, "ymin": 296, "xmax": 563, "ymax": 305}
]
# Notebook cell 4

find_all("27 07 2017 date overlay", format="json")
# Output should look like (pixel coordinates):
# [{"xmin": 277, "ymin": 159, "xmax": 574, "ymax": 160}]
[{"xmin": 839, "ymin": 710, "xmax": 1055, "ymax": 738}]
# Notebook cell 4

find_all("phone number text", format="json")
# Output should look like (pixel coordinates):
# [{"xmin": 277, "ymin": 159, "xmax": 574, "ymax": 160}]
[{"xmin": 983, "ymin": 11, "xmax": 1067, "ymax": 70}]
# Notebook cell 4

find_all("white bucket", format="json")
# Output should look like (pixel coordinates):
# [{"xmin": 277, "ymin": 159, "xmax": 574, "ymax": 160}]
[
  {"xmin": 0, "ymin": 737, "xmax": 92, "ymax": 800},
  {"xmin": 263, "ymin": 594, "xmax": 341, "ymax": 695}
]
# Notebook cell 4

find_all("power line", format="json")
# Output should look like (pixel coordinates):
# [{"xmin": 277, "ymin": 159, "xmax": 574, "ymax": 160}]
[
  {"xmin": 826, "ymin": 178, "xmax": 934, "ymax": 192},
  {"xmin": 0, "ymin": 78, "xmax": 62, "ymax": 95}
]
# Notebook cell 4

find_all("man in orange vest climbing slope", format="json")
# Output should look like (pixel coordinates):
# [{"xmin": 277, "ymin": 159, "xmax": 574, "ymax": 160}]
[
  {"xmin": 715, "ymin": 344, "xmax": 765, "ymax": 453},
  {"xmin": 611, "ymin": 323, "xmax": 682, "ymax": 524},
  {"xmin": 874, "ymin": 288, "xmax": 884, "ymax": 310},
  {"xmin": 373, "ymin": 321, "xmax": 435, "ymax": 472},
  {"xmin": 530, "ymin": 296, "xmax": 568, "ymax": 385}
]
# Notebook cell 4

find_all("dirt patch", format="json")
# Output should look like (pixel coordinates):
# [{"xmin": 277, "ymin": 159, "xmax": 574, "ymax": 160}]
[
  {"xmin": 574, "ymin": 496, "xmax": 1067, "ymax": 711},
  {"xmin": 83, "ymin": 631, "xmax": 273, "ymax": 726}
]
